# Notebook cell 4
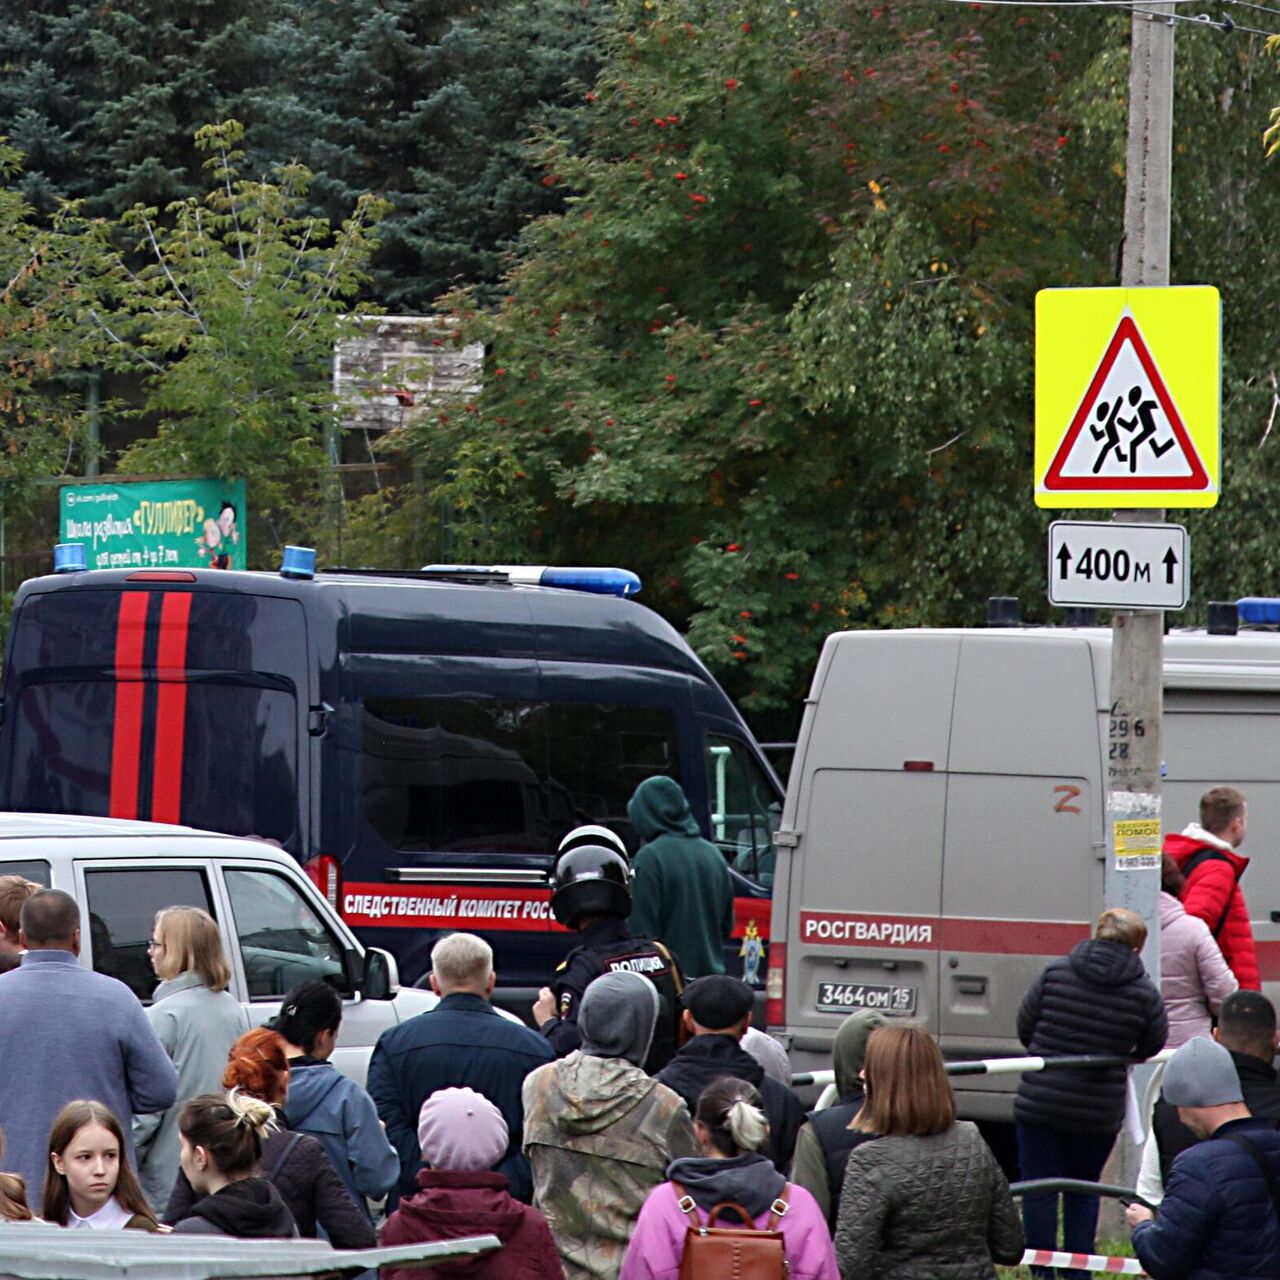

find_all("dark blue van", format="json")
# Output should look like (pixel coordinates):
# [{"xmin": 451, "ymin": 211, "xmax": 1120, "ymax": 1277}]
[{"xmin": 0, "ymin": 563, "xmax": 781, "ymax": 1001}]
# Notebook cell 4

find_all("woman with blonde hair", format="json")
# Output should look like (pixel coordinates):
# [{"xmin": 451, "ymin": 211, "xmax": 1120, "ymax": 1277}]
[
  {"xmin": 134, "ymin": 906, "xmax": 249, "ymax": 1209},
  {"xmin": 834, "ymin": 1025, "xmax": 1023, "ymax": 1279}
]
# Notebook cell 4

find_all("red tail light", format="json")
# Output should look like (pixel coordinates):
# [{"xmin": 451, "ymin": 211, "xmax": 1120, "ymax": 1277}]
[
  {"xmin": 304, "ymin": 855, "xmax": 342, "ymax": 911},
  {"xmin": 766, "ymin": 941, "xmax": 786, "ymax": 1030}
]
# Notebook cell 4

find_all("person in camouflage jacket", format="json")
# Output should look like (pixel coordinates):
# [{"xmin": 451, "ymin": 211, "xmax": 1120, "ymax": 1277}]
[{"xmin": 523, "ymin": 970, "xmax": 698, "ymax": 1280}]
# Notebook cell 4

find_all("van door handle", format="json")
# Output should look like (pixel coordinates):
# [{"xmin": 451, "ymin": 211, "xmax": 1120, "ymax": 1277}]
[
  {"xmin": 1270, "ymin": 911, "xmax": 1280, "ymax": 923},
  {"xmin": 956, "ymin": 977, "xmax": 987, "ymax": 995}
]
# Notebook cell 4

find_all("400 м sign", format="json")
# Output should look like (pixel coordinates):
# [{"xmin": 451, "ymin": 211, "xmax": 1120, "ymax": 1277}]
[{"xmin": 1048, "ymin": 521, "xmax": 1188, "ymax": 611}]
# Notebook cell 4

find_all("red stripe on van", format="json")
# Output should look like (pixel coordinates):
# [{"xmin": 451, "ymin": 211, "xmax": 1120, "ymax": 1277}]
[
  {"xmin": 108, "ymin": 592, "xmax": 150, "ymax": 819},
  {"xmin": 799, "ymin": 909, "xmax": 1089, "ymax": 956},
  {"xmin": 151, "ymin": 592, "xmax": 193, "ymax": 824},
  {"xmin": 1254, "ymin": 940, "xmax": 1280, "ymax": 983}
]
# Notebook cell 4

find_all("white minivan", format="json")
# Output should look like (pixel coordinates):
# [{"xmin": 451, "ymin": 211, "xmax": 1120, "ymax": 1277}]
[{"xmin": 0, "ymin": 813, "xmax": 440, "ymax": 1086}]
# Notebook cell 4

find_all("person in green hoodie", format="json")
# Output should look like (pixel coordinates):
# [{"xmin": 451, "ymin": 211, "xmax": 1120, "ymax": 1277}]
[
  {"xmin": 626, "ymin": 776, "xmax": 734, "ymax": 979},
  {"xmin": 522, "ymin": 970, "xmax": 698, "ymax": 1280},
  {"xmin": 790, "ymin": 1008, "xmax": 888, "ymax": 1229}
]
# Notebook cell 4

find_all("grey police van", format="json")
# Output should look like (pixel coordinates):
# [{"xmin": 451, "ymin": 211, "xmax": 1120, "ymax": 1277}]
[{"xmin": 768, "ymin": 610, "xmax": 1280, "ymax": 1120}]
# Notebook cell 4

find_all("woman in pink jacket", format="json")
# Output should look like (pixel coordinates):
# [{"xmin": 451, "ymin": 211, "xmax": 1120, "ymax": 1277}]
[
  {"xmin": 1160, "ymin": 855, "xmax": 1238, "ymax": 1046},
  {"xmin": 619, "ymin": 1077, "xmax": 837, "ymax": 1280}
]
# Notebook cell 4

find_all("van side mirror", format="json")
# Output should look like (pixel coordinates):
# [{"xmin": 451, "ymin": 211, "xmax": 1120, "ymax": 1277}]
[{"xmin": 362, "ymin": 947, "xmax": 399, "ymax": 1001}]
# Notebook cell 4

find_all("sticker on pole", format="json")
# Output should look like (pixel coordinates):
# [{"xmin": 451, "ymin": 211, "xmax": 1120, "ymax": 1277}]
[
  {"xmin": 1108, "ymin": 791, "xmax": 1161, "ymax": 873},
  {"xmin": 1035, "ymin": 286, "xmax": 1220, "ymax": 509}
]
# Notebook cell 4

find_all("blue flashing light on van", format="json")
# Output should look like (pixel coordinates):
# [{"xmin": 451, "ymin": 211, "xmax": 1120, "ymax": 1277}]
[{"xmin": 0, "ymin": 558, "xmax": 781, "ymax": 1002}]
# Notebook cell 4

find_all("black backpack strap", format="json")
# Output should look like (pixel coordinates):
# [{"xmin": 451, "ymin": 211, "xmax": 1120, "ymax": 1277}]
[
  {"xmin": 1180, "ymin": 850, "xmax": 1237, "ymax": 938},
  {"xmin": 1224, "ymin": 1133, "xmax": 1280, "ymax": 1224},
  {"xmin": 263, "ymin": 1130, "xmax": 303, "ymax": 1181}
]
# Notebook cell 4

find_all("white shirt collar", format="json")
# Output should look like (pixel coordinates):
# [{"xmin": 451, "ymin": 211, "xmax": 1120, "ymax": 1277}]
[{"xmin": 67, "ymin": 1197, "xmax": 133, "ymax": 1230}]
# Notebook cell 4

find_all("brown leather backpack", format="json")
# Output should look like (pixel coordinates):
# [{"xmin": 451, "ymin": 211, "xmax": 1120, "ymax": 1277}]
[{"xmin": 673, "ymin": 1182, "xmax": 791, "ymax": 1280}]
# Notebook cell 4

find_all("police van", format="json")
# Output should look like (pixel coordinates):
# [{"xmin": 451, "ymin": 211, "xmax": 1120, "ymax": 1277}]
[
  {"xmin": 767, "ymin": 607, "xmax": 1280, "ymax": 1120},
  {"xmin": 0, "ymin": 556, "xmax": 782, "ymax": 1001}
]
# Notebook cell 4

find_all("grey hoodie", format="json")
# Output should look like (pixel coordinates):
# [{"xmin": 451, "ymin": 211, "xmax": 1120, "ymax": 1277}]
[{"xmin": 579, "ymin": 970, "xmax": 659, "ymax": 1067}]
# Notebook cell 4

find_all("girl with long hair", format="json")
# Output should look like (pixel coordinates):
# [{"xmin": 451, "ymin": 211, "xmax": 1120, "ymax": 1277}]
[
  {"xmin": 170, "ymin": 1092, "xmax": 295, "ymax": 1237},
  {"xmin": 620, "ymin": 1076, "xmax": 838, "ymax": 1280},
  {"xmin": 835, "ymin": 1025, "xmax": 1024, "ymax": 1279},
  {"xmin": 43, "ymin": 1101, "xmax": 159, "ymax": 1230},
  {"xmin": 135, "ymin": 906, "xmax": 249, "ymax": 1210},
  {"xmin": 163, "ymin": 1027, "xmax": 374, "ymax": 1246}
]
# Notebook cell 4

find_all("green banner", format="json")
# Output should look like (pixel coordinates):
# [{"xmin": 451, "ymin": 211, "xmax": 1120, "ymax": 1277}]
[{"xmin": 59, "ymin": 478, "xmax": 248, "ymax": 571}]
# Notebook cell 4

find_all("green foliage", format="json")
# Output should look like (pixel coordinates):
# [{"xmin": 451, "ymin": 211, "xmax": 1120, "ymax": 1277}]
[
  {"xmin": 407, "ymin": 0, "xmax": 1065, "ymax": 713},
  {"xmin": 256, "ymin": 0, "xmax": 607, "ymax": 308},
  {"xmin": 0, "ymin": 139, "xmax": 95, "ymax": 522},
  {"xmin": 74, "ymin": 121, "xmax": 389, "ymax": 560},
  {"xmin": 0, "ymin": 0, "xmax": 273, "ymax": 215}
]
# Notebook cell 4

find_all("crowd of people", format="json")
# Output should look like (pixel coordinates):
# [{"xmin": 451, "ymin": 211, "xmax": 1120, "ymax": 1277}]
[{"xmin": 0, "ymin": 780, "xmax": 1273, "ymax": 1280}]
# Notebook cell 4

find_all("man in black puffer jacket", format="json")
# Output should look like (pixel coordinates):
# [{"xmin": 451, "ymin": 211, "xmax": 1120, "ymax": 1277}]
[
  {"xmin": 656, "ymin": 975, "xmax": 803, "ymax": 1172},
  {"xmin": 1015, "ymin": 907, "xmax": 1167, "ymax": 1279}
]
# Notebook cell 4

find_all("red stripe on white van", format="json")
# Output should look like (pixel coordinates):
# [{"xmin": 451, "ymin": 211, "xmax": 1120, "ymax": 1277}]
[
  {"xmin": 799, "ymin": 909, "xmax": 1089, "ymax": 956},
  {"xmin": 1253, "ymin": 940, "xmax": 1280, "ymax": 983},
  {"xmin": 151, "ymin": 592, "xmax": 193, "ymax": 824},
  {"xmin": 108, "ymin": 593, "xmax": 149, "ymax": 819}
]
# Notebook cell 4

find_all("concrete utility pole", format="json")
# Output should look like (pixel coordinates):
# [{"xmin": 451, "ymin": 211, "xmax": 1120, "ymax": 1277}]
[{"xmin": 1107, "ymin": 5, "xmax": 1174, "ymax": 982}]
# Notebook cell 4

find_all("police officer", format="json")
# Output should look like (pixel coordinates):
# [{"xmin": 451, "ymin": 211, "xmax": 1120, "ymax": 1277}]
[{"xmin": 531, "ymin": 831, "xmax": 683, "ymax": 1073}]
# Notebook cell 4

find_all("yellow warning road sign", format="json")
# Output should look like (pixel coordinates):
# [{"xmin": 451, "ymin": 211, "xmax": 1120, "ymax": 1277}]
[{"xmin": 1035, "ymin": 286, "xmax": 1220, "ymax": 509}]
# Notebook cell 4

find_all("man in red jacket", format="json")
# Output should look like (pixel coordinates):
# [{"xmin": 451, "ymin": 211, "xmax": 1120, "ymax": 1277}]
[{"xmin": 1163, "ymin": 786, "xmax": 1258, "ymax": 990}]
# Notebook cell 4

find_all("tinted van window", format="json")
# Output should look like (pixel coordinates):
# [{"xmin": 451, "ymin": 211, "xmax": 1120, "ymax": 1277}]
[{"xmin": 362, "ymin": 698, "xmax": 679, "ymax": 856}]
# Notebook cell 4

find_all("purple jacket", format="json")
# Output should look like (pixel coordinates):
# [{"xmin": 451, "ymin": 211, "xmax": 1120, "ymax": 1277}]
[{"xmin": 619, "ymin": 1175, "xmax": 838, "ymax": 1280}]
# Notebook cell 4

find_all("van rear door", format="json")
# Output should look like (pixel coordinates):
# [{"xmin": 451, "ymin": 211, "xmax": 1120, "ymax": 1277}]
[
  {"xmin": 783, "ymin": 632, "xmax": 959, "ymax": 1053},
  {"xmin": 3, "ymin": 584, "xmax": 309, "ymax": 850},
  {"xmin": 938, "ymin": 634, "xmax": 1102, "ymax": 1107}
]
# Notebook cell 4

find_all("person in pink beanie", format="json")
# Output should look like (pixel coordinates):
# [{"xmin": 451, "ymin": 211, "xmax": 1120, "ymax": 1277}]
[{"xmin": 379, "ymin": 1088, "xmax": 562, "ymax": 1280}]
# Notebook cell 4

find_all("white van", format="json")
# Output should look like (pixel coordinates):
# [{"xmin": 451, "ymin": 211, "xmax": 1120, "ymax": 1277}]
[
  {"xmin": 767, "ymin": 622, "xmax": 1280, "ymax": 1120},
  {"xmin": 0, "ymin": 813, "xmax": 439, "ymax": 1086}
]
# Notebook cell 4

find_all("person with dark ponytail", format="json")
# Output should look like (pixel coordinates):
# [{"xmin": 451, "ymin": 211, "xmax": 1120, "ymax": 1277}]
[
  {"xmin": 620, "ymin": 1077, "xmax": 838, "ymax": 1280},
  {"xmin": 269, "ymin": 979, "xmax": 398, "ymax": 1218},
  {"xmin": 164, "ymin": 1028, "xmax": 375, "ymax": 1247},
  {"xmin": 170, "ymin": 1092, "xmax": 295, "ymax": 1237}
]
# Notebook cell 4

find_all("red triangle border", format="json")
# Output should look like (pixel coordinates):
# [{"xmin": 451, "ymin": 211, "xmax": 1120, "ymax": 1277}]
[{"xmin": 1043, "ymin": 314, "xmax": 1210, "ymax": 491}]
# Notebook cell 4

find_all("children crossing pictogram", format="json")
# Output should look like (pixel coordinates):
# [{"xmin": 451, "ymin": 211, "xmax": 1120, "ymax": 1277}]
[{"xmin": 1043, "ymin": 313, "xmax": 1208, "ymax": 491}]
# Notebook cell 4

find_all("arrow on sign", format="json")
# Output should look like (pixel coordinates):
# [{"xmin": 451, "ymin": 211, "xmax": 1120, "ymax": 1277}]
[
  {"xmin": 1057, "ymin": 545, "xmax": 1073, "ymax": 580},
  {"xmin": 1163, "ymin": 547, "xmax": 1178, "ymax": 584}
]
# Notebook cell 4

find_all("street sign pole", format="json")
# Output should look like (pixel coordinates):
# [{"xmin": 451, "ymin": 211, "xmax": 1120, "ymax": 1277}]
[{"xmin": 1108, "ymin": 0, "xmax": 1174, "ymax": 986}]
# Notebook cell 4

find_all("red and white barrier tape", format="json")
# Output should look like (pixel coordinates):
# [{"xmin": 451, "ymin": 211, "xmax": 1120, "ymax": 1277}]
[{"xmin": 1021, "ymin": 1249, "xmax": 1146, "ymax": 1274}]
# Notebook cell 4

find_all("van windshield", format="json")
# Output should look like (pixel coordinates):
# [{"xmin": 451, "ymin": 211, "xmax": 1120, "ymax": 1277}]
[{"xmin": 362, "ymin": 697, "xmax": 680, "ymax": 856}]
